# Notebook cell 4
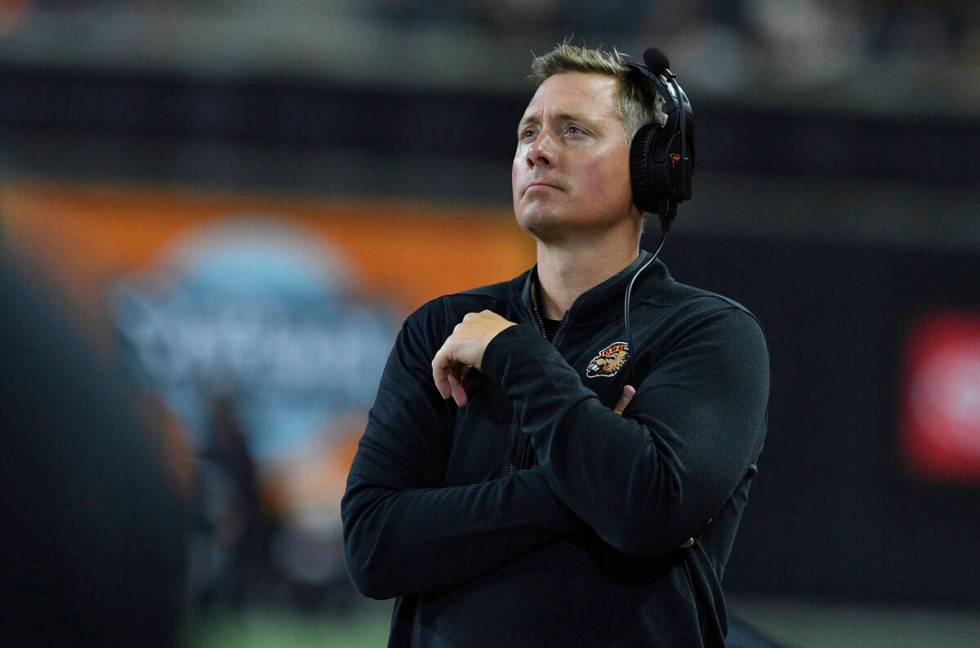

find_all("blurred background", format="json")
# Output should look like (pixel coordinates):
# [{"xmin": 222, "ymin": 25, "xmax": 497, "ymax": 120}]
[{"xmin": 1, "ymin": 1, "xmax": 978, "ymax": 647}]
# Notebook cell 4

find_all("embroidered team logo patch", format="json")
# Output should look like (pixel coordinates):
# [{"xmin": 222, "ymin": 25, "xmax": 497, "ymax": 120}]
[{"xmin": 585, "ymin": 341, "xmax": 629, "ymax": 378}]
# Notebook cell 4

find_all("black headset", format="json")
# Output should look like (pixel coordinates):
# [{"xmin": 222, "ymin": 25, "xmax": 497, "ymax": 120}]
[
  {"xmin": 621, "ymin": 47, "xmax": 695, "ymax": 387},
  {"xmin": 624, "ymin": 48, "xmax": 695, "ymax": 231}
]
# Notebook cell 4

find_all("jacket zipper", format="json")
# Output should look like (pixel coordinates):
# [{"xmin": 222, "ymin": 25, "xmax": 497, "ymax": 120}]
[
  {"xmin": 530, "ymin": 296, "xmax": 568, "ymax": 346},
  {"xmin": 509, "ymin": 297, "xmax": 567, "ymax": 473},
  {"xmin": 531, "ymin": 299, "xmax": 548, "ymax": 338}
]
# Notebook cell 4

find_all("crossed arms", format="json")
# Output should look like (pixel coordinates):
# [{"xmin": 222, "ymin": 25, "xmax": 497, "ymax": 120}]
[{"xmin": 341, "ymin": 302, "xmax": 769, "ymax": 599}]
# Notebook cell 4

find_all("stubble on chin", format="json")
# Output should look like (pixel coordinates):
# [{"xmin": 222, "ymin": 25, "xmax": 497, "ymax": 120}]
[{"xmin": 516, "ymin": 206, "xmax": 556, "ymax": 242}]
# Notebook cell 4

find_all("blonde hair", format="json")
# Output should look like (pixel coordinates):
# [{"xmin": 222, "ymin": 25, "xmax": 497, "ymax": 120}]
[{"xmin": 529, "ymin": 42, "xmax": 667, "ymax": 142}]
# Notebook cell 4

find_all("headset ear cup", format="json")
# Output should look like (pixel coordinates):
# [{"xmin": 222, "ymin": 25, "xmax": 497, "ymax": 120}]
[{"xmin": 630, "ymin": 123, "xmax": 659, "ymax": 213}]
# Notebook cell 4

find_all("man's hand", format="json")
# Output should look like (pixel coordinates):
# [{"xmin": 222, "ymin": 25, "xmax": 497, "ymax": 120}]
[
  {"xmin": 432, "ymin": 310, "xmax": 517, "ymax": 407},
  {"xmin": 612, "ymin": 384, "xmax": 695, "ymax": 550},
  {"xmin": 612, "ymin": 384, "xmax": 637, "ymax": 415}
]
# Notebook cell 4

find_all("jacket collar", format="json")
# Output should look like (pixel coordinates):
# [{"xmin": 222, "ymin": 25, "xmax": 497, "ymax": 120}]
[{"xmin": 519, "ymin": 250, "xmax": 669, "ymax": 326}]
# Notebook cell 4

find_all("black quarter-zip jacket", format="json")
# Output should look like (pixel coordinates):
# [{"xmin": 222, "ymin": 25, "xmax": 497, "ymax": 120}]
[{"xmin": 342, "ymin": 252, "xmax": 770, "ymax": 647}]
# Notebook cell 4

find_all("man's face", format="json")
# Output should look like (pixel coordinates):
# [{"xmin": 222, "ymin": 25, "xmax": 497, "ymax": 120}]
[{"xmin": 512, "ymin": 72, "xmax": 637, "ymax": 241}]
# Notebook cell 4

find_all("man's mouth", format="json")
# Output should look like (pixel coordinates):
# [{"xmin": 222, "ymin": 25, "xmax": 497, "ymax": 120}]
[{"xmin": 524, "ymin": 182, "xmax": 562, "ymax": 195}]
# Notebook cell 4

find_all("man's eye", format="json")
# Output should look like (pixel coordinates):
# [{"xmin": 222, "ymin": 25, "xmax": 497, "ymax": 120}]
[
  {"xmin": 566, "ymin": 125, "xmax": 585, "ymax": 136},
  {"xmin": 519, "ymin": 128, "xmax": 537, "ymax": 142}
]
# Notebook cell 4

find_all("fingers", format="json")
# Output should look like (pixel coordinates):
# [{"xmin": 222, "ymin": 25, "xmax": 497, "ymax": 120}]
[
  {"xmin": 432, "ymin": 346, "xmax": 453, "ymax": 401},
  {"xmin": 432, "ymin": 343, "xmax": 470, "ymax": 407},
  {"xmin": 680, "ymin": 537, "xmax": 695, "ymax": 548},
  {"xmin": 447, "ymin": 369, "xmax": 469, "ymax": 408},
  {"xmin": 433, "ymin": 311, "xmax": 517, "ymax": 405},
  {"xmin": 612, "ymin": 384, "xmax": 636, "ymax": 416}
]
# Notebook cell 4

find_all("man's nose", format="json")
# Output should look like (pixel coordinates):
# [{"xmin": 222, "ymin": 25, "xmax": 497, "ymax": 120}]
[{"xmin": 525, "ymin": 133, "xmax": 556, "ymax": 168}]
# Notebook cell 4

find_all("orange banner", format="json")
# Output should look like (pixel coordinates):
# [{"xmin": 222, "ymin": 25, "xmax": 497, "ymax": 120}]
[
  {"xmin": 2, "ymin": 180, "xmax": 536, "ymax": 590},
  {"xmin": 2, "ymin": 181, "xmax": 533, "ymax": 327}
]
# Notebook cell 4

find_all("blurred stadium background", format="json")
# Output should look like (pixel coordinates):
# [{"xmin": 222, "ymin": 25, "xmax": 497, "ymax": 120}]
[{"xmin": 2, "ymin": 1, "xmax": 979, "ymax": 646}]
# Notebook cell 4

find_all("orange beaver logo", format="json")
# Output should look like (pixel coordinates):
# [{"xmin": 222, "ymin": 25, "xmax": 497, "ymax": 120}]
[{"xmin": 585, "ymin": 341, "xmax": 629, "ymax": 378}]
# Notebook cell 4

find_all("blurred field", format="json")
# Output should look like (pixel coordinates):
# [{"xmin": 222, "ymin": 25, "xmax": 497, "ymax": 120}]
[
  {"xmin": 187, "ymin": 600, "xmax": 392, "ymax": 648},
  {"xmin": 731, "ymin": 597, "xmax": 980, "ymax": 648},
  {"xmin": 187, "ymin": 597, "xmax": 980, "ymax": 648}
]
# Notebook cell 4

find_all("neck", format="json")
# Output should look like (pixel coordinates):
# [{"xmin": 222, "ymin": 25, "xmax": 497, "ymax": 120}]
[{"xmin": 534, "ymin": 228, "xmax": 640, "ymax": 320}]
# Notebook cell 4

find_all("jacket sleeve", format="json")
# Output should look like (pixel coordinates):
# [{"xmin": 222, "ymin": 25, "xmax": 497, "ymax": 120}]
[
  {"xmin": 480, "ymin": 307, "xmax": 770, "ymax": 558},
  {"xmin": 341, "ymin": 303, "xmax": 582, "ymax": 600}
]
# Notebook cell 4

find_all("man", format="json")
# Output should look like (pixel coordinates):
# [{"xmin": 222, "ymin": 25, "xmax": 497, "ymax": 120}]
[{"xmin": 342, "ymin": 43, "xmax": 770, "ymax": 647}]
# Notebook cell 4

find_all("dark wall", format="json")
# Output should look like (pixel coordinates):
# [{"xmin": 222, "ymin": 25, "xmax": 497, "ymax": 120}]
[
  {"xmin": 655, "ymin": 231, "xmax": 980, "ymax": 609},
  {"xmin": 3, "ymin": 64, "xmax": 979, "ymax": 191}
]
